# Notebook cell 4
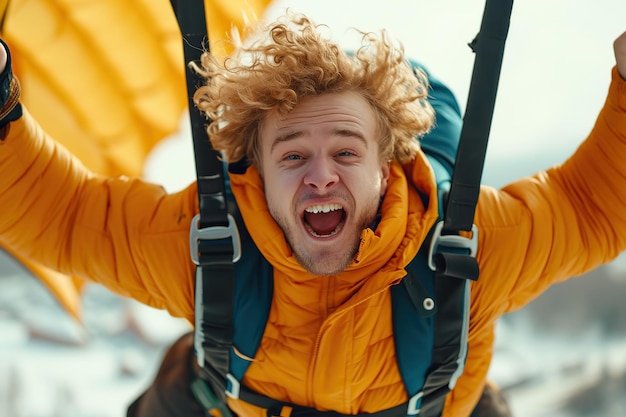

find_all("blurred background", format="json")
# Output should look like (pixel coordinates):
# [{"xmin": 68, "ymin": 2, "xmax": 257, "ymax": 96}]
[{"xmin": 2, "ymin": 0, "xmax": 626, "ymax": 416}]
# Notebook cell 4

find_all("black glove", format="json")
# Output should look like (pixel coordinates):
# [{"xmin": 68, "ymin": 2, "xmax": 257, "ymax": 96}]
[{"xmin": 0, "ymin": 38, "xmax": 22, "ymax": 127}]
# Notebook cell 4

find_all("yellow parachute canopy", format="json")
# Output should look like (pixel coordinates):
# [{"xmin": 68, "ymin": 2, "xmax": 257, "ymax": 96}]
[{"xmin": 0, "ymin": 0, "xmax": 272, "ymax": 320}]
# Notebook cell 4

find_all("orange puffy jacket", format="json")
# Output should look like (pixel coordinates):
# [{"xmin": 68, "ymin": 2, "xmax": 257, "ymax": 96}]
[{"xmin": 1, "ymin": 68, "xmax": 626, "ymax": 417}]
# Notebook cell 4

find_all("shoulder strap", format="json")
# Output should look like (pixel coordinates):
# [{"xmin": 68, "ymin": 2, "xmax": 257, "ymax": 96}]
[
  {"xmin": 170, "ymin": 0, "xmax": 239, "ymax": 378},
  {"xmin": 442, "ymin": 0, "xmax": 513, "ymax": 236},
  {"xmin": 403, "ymin": 1, "xmax": 514, "ymax": 416}
]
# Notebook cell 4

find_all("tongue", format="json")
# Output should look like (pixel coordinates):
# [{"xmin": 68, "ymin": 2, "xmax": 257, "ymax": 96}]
[{"xmin": 304, "ymin": 210, "xmax": 343, "ymax": 235}]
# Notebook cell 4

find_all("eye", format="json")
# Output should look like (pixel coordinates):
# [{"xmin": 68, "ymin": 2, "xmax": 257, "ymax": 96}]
[
  {"xmin": 284, "ymin": 154, "xmax": 303, "ymax": 161},
  {"xmin": 336, "ymin": 150, "xmax": 356, "ymax": 157}
]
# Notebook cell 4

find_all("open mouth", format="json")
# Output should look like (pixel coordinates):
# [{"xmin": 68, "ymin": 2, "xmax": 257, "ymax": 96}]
[{"xmin": 303, "ymin": 203, "xmax": 346, "ymax": 237}]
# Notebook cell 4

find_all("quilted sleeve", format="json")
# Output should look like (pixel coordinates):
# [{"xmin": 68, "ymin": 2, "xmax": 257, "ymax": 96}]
[
  {"xmin": 473, "ymin": 67, "xmax": 626, "ymax": 315},
  {"xmin": 0, "ymin": 107, "xmax": 198, "ymax": 321}
]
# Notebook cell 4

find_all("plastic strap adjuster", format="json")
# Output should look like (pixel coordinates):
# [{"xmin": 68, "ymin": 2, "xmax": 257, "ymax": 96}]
[
  {"xmin": 225, "ymin": 373, "xmax": 241, "ymax": 399},
  {"xmin": 190, "ymin": 213, "xmax": 241, "ymax": 264},
  {"xmin": 427, "ymin": 221, "xmax": 478, "ymax": 271},
  {"xmin": 407, "ymin": 391, "xmax": 423, "ymax": 415}
]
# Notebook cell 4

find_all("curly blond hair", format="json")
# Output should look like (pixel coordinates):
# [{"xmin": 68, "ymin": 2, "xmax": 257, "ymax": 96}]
[{"xmin": 192, "ymin": 12, "xmax": 434, "ymax": 167}]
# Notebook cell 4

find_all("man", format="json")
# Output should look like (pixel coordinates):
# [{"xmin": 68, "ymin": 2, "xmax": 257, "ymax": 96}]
[{"xmin": 0, "ymin": 11, "xmax": 625, "ymax": 417}]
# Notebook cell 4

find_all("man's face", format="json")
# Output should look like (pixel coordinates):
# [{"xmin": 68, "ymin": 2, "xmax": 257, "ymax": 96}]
[{"xmin": 259, "ymin": 91, "xmax": 390, "ymax": 275}]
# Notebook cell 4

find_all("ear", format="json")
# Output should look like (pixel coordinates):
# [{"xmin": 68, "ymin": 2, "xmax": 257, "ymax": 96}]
[{"xmin": 379, "ymin": 161, "xmax": 391, "ymax": 196}]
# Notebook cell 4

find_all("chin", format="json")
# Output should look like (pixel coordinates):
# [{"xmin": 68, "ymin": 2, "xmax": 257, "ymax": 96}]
[{"xmin": 295, "ymin": 246, "xmax": 355, "ymax": 276}]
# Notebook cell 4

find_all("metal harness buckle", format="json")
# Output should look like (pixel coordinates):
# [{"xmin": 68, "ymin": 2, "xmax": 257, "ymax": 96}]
[
  {"xmin": 427, "ymin": 220, "xmax": 478, "ymax": 271},
  {"xmin": 189, "ymin": 213, "xmax": 241, "ymax": 264}
]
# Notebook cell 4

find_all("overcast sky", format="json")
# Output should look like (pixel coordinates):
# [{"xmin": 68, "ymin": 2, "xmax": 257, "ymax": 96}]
[{"xmin": 144, "ymin": 0, "xmax": 626, "ymax": 190}]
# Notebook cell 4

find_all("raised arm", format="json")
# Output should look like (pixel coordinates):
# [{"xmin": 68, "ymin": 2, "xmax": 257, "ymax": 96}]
[
  {"xmin": 473, "ymin": 29, "xmax": 626, "ymax": 315},
  {"xmin": 0, "ymin": 39, "xmax": 198, "ymax": 322}
]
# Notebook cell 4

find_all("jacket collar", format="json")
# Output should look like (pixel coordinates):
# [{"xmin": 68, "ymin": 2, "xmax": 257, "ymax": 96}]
[{"xmin": 228, "ymin": 150, "xmax": 439, "ymax": 285}]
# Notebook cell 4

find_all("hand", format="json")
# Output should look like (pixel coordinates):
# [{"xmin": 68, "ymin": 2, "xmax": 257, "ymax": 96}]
[{"xmin": 615, "ymin": 30, "xmax": 626, "ymax": 80}]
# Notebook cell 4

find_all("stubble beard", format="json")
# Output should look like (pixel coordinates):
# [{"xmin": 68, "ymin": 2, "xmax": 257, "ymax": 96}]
[{"xmin": 269, "ymin": 198, "xmax": 380, "ymax": 276}]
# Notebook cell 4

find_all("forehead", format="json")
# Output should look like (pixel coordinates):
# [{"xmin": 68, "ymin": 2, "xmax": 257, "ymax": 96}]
[{"xmin": 260, "ymin": 91, "xmax": 378, "ymax": 141}]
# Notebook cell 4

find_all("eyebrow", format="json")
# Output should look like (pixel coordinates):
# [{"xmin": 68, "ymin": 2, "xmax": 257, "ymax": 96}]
[
  {"xmin": 270, "ymin": 131, "xmax": 304, "ymax": 152},
  {"xmin": 270, "ymin": 128, "xmax": 368, "ymax": 153}
]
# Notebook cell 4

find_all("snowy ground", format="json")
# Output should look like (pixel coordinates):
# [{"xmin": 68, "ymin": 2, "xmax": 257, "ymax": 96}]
[
  {"xmin": 2, "ymin": 249, "xmax": 626, "ymax": 417},
  {"xmin": 0, "ymin": 255, "xmax": 191, "ymax": 417}
]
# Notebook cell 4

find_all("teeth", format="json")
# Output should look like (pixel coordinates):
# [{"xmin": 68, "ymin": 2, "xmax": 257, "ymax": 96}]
[
  {"xmin": 305, "ymin": 223, "xmax": 342, "ymax": 238},
  {"xmin": 305, "ymin": 203, "xmax": 342, "ymax": 214}
]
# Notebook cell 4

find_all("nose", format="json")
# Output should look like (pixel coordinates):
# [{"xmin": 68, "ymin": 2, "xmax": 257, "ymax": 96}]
[{"xmin": 303, "ymin": 154, "xmax": 339, "ymax": 192}]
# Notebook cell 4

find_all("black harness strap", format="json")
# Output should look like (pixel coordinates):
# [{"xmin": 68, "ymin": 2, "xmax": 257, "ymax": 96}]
[
  {"xmin": 170, "ymin": 0, "xmax": 238, "ymax": 386},
  {"xmin": 443, "ymin": 0, "xmax": 513, "ymax": 235},
  {"xmin": 418, "ymin": 1, "xmax": 514, "ymax": 415}
]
